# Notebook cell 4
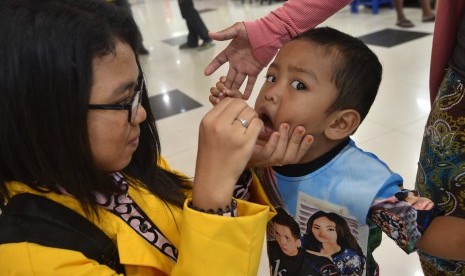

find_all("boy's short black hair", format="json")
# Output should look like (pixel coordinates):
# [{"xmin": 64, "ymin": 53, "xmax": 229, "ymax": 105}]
[{"xmin": 295, "ymin": 27, "xmax": 382, "ymax": 121}]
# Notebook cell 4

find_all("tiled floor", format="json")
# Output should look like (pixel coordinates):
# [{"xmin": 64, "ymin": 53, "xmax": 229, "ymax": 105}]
[{"xmin": 131, "ymin": 1, "xmax": 435, "ymax": 275}]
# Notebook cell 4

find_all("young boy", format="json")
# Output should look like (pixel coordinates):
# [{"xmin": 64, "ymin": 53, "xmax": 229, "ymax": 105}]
[{"xmin": 210, "ymin": 27, "xmax": 442, "ymax": 275}]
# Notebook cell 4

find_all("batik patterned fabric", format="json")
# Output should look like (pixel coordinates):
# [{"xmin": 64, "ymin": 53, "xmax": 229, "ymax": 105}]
[
  {"xmin": 416, "ymin": 68, "xmax": 465, "ymax": 275},
  {"xmin": 96, "ymin": 172, "xmax": 178, "ymax": 262}
]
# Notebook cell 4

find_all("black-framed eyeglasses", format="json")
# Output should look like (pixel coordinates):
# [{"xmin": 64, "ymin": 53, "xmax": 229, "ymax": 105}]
[{"xmin": 88, "ymin": 78, "xmax": 144, "ymax": 123}]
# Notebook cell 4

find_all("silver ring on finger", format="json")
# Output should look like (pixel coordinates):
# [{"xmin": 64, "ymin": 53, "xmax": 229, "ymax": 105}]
[{"xmin": 235, "ymin": 117, "xmax": 249, "ymax": 128}]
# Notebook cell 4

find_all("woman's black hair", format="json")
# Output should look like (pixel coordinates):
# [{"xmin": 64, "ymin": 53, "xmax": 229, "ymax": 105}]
[{"xmin": 0, "ymin": 0, "xmax": 190, "ymax": 216}]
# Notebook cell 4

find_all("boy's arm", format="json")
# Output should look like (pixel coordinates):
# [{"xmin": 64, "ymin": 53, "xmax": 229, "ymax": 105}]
[{"xmin": 368, "ymin": 189, "xmax": 443, "ymax": 254}]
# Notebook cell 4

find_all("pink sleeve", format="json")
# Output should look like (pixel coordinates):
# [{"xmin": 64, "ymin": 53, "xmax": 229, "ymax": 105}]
[
  {"xmin": 244, "ymin": 0, "xmax": 352, "ymax": 66},
  {"xmin": 429, "ymin": 1, "xmax": 465, "ymax": 104}
]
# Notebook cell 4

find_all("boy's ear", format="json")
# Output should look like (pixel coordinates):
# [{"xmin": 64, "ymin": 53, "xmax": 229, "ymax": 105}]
[{"xmin": 324, "ymin": 109, "xmax": 361, "ymax": 140}]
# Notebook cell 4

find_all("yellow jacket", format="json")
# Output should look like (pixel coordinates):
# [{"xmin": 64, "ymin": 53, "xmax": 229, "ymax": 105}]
[{"xmin": 0, "ymin": 162, "xmax": 272, "ymax": 275}]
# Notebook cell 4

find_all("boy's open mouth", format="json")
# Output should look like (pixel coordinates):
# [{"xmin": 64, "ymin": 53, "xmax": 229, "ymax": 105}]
[{"xmin": 258, "ymin": 112, "xmax": 275, "ymax": 141}]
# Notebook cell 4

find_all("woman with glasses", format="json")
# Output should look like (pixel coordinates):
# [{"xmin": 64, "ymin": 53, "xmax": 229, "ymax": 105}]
[{"xmin": 0, "ymin": 0, "xmax": 272, "ymax": 275}]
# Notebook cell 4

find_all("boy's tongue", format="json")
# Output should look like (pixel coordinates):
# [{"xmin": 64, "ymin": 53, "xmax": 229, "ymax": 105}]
[{"xmin": 258, "ymin": 120, "xmax": 275, "ymax": 142}]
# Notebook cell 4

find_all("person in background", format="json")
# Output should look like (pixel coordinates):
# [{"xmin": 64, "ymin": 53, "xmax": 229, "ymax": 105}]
[
  {"xmin": 205, "ymin": 0, "xmax": 465, "ymax": 273},
  {"xmin": 393, "ymin": 0, "xmax": 435, "ymax": 28},
  {"xmin": 178, "ymin": 0, "xmax": 214, "ymax": 50},
  {"xmin": 414, "ymin": 1, "xmax": 465, "ymax": 274},
  {"xmin": 107, "ymin": 0, "xmax": 150, "ymax": 55},
  {"xmin": 0, "ymin": 0, "xmax": 273, "ymax": 274}
]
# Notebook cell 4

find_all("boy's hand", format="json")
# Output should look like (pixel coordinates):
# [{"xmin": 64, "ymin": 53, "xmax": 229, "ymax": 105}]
[
  {"xmin": 395, "ymin": 189, "xmax": 435, "ymax": 210},
  {"xmin": 249, "ymin": 123, "xmax": 314, "ymax": 167},
  {"xmin": 405, "ymin": 194, "xmax": 435, "ymax": 210},
  {"xmin": 209, "ymin": 76, "xmax": 243, "ymax": 105}
]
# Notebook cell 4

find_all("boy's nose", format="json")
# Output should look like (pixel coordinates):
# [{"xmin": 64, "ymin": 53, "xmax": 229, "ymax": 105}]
[{"xmin": 263, "ymin": 87, "xmax": 282, "ymax": 103}]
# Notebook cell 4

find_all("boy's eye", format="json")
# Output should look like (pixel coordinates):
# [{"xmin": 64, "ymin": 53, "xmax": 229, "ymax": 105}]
[
  {"xmin": 291, "ymin": 80, "xmax": 306, "ymax": 90},
  {"xmin": 266, "ymin": 75, "xmax": 277, "ymax": 83}
]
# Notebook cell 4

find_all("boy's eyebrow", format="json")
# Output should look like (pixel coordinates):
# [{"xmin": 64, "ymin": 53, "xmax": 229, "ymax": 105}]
[
  {"xmin": 288, "ymin": 64, "xmax": 319, "ymax": 84},
  {"xmin": 268, "ymin": 63, "xmax": 278, "ymax": 71}
]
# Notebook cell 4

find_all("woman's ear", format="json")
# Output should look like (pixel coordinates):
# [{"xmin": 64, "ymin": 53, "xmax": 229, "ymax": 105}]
[{"xmin": 324, "ymin": 109, "xmax": 361, "ymax": 140}]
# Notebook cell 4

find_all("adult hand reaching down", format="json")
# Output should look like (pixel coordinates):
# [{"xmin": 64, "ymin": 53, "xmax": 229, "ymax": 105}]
[
  {"xmin": 204, "ymin": 22, "xmax": 264, "ymax": 100},
  {"xmin": 204, "ymin": 0, "xmax": 353, "ymax": 99}
]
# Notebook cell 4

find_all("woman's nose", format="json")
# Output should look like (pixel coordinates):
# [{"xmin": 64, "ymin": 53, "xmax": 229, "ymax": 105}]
[{"xmin": 132, "ymin": 105, "xmax": 147, "ymax": 124}]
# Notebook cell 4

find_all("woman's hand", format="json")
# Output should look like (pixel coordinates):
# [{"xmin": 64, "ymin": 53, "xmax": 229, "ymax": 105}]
[{"xmin": 193, "ymin": 97, "xmax": 262, "ymax": 210}]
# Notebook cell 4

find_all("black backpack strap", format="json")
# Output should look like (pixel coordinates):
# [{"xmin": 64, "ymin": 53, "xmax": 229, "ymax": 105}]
[{"xmin": 0, "ymin": 193, "xmax": 125, "ymax": 274}]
